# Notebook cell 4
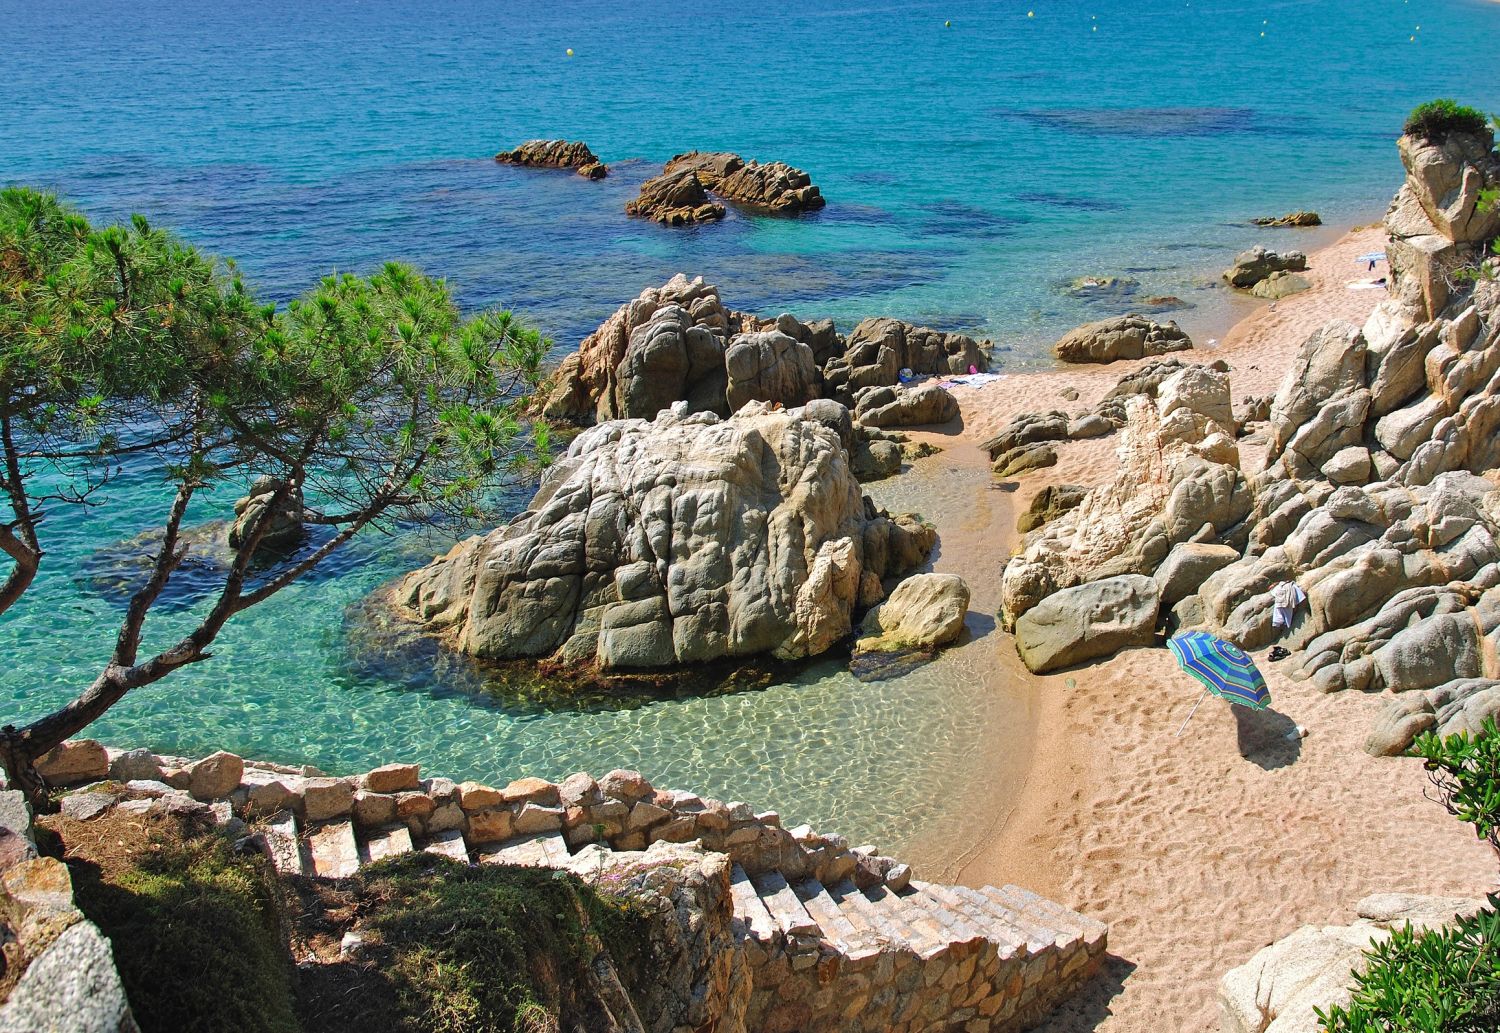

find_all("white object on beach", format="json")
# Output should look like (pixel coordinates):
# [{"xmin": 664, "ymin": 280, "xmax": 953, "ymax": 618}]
[{"xmin": 1271, "ymin": 581, "xmax": 1305, "ymax": 629}]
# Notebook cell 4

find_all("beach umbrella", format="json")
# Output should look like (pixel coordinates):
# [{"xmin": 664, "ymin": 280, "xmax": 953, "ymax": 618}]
[
  {"xmin": 1356, "ymin": 251, "xmax": 1387, "ymax": 263},
  {"xmin": 1168, "ymin": 631, "xmax": 1270, "ymax": 736}
]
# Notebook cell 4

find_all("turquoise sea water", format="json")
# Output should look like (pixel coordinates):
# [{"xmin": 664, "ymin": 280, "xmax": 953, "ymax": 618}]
[{"xmin": 4, "ymin": 0, "xmax": 1500, "ymax": 853}]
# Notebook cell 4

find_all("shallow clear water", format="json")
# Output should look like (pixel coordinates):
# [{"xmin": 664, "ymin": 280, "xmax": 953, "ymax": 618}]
[{"xmin": 3, "ymin": 0, "xmax": 1500, "ymax": 852}]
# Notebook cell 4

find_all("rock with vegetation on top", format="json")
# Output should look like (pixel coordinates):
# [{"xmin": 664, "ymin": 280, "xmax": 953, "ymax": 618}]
[
  {"xmin": 396, "ymin": 402, "xmax": 935, "ymax": 670},
  {"xmin": 1013, "ymin": 574, "xmax": 1160, "ymax": 673},
  {"xmin": 1251, "ymin": 210, "xmax": 1322, "ymax": 228},
  {"xmin": 494, "ymin": 139, "xmax": 607, "ymax": 179},
  {"xmin": 1052, "ymin": 314, "xmax": 1193, "ymax": 364},
  {"xmin": 626, "ymin": 170, "xmax": 726, "ymax": 225},
  {"xmin": 1222, "ymin": 245, "xmax": 1308, "ymax": 289}
]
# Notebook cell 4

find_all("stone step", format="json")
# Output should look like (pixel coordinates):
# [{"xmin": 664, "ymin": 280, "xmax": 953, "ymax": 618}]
[
  {"xmin": 474, "ymin": 830, "xmax": 569, "ymax": 867},
  {"xmin": 358, "ymin": 823, "xmax": 414, "ymax": 866},
  {"xmin": 897, "ymin": 886, "xmax": 994, "ymax": 949},
  {"xmin": 749, "ymin": 870, "xmax": 819, "ymax": 941},
  {"xmin": 1000, "ymin": 883, "xmax": 1108, "ymax": 953},
  {"xmin": 792, "ymin": 878, "xmax": 881, "ymax": 960},
  {"xmin": 943, "ymin": 884, "xmax": 1039, "ymax": 957},
  {"xmin": 729, "ymin": 865, "xmax": 778, "ymax": 944},
  {"xmin": 262, "ymin": 809, "xmax": 304, "ymax": 876},
  {"xmin": 915, "ymin": 883, "xmax": 1024, "ymax": 959},
  {"xmin": 863, "ymin": 883, "xmax": 950, "ymax": 959},
  {"xmin": 421, "ymin": 827, "xmax": 470, "ymax": 862},
  {"xmin": 306, "ymin": 820, "xmax": 360, "ymax": 879},
  {"xmin": 826, "ymin": 879, "xmax": 913, "ymax": 952},
  {"xmin": 975, "ymin": 885, "xmax": 1074, "ymax": 952}
]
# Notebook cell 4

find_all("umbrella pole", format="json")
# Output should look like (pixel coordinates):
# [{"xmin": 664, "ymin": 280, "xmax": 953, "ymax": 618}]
[{"xmin": 1175, "ymin": 687, "xmax": 1210, "ymax": 738}]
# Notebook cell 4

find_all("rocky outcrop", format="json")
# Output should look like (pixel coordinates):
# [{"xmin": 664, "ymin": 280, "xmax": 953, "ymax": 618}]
[
  {"xmin": 1366, "ymin": 677, "xmax": 1500, "ymax": 755},
  {"xmin": 852, "ymin": 382, "xmax": 959, "ymax": 428},
  {"xmin": 1000, "ymin": 365, "xmax": 1248, "ymax": 634},
  {"xmin": 626, "ymin": 170, "xmax": 725, "ymax": 225},
  {"xmin": 1052, "ymin": 314, "xmax": 1193, "ymax": 364},
  {"xmin": 732, "ymin": 311, "xmax": 843, "ymax": 366},
  {"xmin": 396, "ymin": 402, "xmax": 936, "ymax": 670},
  {"xmin": 494, "ymin": 139, "xmax": 607, "ymax": 179},
  {"xmin": 824, "ymin": 318, "xmax": 988, "ymax": 402},
  {"xmin": 1252, "ymin": 211, "xmax": 1322, "ymax": 228},
  {"xmin": 664, "ymin": 151, "xmax": 825, "ymax": 214},
  {"xmin": 1018, "ymin": 484, "xmax": 1088, "ymax": 534},
  {"xmin": 1219, "ymin": 894, "xmax": 1483, "ymax": 1033},
  {"xmin": 724, "ymin": 330, "xmax": 819, "ymax": 413},
  {"xmin": 1222, "ymin": 245, "xmax": 1308, "ymax": 289}
]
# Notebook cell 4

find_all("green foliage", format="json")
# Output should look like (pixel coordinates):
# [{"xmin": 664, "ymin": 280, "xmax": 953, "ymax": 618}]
[
  {"xmin": 66, "ymin": 816, "xmax": 301, "ymax": 1033},
  {"xmin": 350, "ymin": 854, "xmax": 651, "ymax": 1033},
  {"xmin": 1410, "ymin": 716, "xmax": 1500, "ymax": 852},
  {"xmin": 1403, "ymin": 100, "xmax": 1491, "ymax": 142},
  {"xmin": 1316, "ymin": 901, "xmax": 1500, "ymax": 1032}
]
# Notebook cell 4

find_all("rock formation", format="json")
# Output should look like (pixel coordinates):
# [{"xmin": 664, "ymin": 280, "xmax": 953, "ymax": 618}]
[
  {"xmin": 227, "ymin": 475, "xmax": 310, "ymax": 551},
  {"xmin": 664, "ymin": 151, "xmax": 825, "ymax": 214},
  {"xmin": 1052, "ymin": 314, "xmax": 1193, "ymax": 364},
  {"xmin": 823, "ymin": 317, "xmax": 988, "ymax": 402},
  {"xmin": 997, "ymin": 121, "xmax": 1500, "ymax": 703},
  {"xmin": 626, "ymin": 170, "xmax": 725, "ymax": 225},
  {"xmin": 494, "ymin": 139, "xmax": 607, "ymax": 179},
  {"xmin": 396, "ymin": 402, "xmax": 936, "ymax": 670},
  {"xmin": 854, "ymin": 572, "xmax": 970, "ymax": 655},
  {"xmin": 1222, "ymin": 245, "xmax": 1308, "ymax": 289},
  {"xmin": 1251, "ymin": 210, "xmax": 1322, "ymax": 227},
  {"xmin": 539, "ymin": 275, "xmax": 987, "ymax": 427}
]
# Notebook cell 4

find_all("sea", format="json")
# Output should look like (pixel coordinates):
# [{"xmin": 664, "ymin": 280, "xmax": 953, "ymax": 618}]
[{"xmin": 4, "ymin": 0, "xmax": 1500, "ymax": 854}]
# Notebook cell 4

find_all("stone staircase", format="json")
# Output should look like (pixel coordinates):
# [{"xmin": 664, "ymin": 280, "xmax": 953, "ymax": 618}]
[{"xmin": 264, "ymin": 807, "xmax": 1106, "ymax": 1032}]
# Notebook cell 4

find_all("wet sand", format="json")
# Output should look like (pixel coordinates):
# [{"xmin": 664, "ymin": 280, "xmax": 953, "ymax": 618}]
[{"xmin": 901, "ymin": 224, "xmax": 1499, "ymax": 1031}]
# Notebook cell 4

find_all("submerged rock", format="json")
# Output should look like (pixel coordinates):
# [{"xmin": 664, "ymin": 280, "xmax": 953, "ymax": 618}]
[
  {"xmin": 1053, "ymin": 314, "xmax": 1193, "ymax": 364},
  {"xmin": 395, "ymin": 402, "xmax": 935, "ymax": 671},
  {"xmin": 494, "ymin": 139, "xmax": 607, "ymax": 179}
]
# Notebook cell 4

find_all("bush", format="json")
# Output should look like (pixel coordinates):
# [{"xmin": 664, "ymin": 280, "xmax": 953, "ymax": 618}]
[
  {"xmin": 1410, "ymin": 716, "xmax": 1500, "ymax": 853},
  {"xmin": 1316, "ymin": 901, "xmax": 1500, "ymax": 1032},
  {"xmin": 55, "ymin": 809, "xmax": 301, "ymax": 1033},
  {"xmin": 1404, "ymin": 100, "xmax": 1490, "ymax": 142}
]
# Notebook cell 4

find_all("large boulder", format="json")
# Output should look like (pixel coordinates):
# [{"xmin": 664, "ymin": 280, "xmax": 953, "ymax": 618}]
[
  {"xmin": 1251, "ymin": 271, "xmax": 1312, "ymax": 299},
  {"xmin": 1013, "ymin": 574, "xmax": 1160, "ymax": 673},
  {"xmin": 854, "ymin": 573, "xmax": 970, "ymax": 654},
  {"xmin": 227, "ymin": 475, "xmax": 309, "ymax": 551},
  {"xmin": 396, "ymin": 402, "xmax": 935, "ymax": 670},
  {"xmin": 724, "ymin": 330, "xmax": 819, "ymax": 414},
  {"xmin": 823, "ymin": 318, "xmax": 987, "ymax": 401},
  {"xmin": 494, "ymin": 139, "xmax": 607, "ymax": 179},
  {"xmin": 1017, "ymin": 484, "xmax": 1087, "ymax": 534},
  {"xmin": 853, "ymin": 383, "xmax": 959, "ymax": 428},
  {"xmin": 1052, "ymin": 314, "xmax": 1192, "ymax": 364},
  {"xmin": 626, "ymin": 170, "xmax": 725, "ymax": 225},
  {"xmin": 1222, "ymin": 245, "xmax": 1308, "ymax": 289}
]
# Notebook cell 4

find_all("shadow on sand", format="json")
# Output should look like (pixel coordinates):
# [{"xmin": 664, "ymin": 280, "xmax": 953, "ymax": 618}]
[
  {"xmin": 1029, "ymin": 955, "xmax": 1138, "ymax": 1032},
  {"xmin": 1233, "ymin": 706, "xmax": 1302, "ymax": 770}
]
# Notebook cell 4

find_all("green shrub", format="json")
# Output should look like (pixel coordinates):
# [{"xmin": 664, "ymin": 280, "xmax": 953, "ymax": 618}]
[
  {"xmin": 62, "ymin": 812, "xmax": 301, "ymax": 1033},
  {"xmin": 1403, "ymin": 100, "xmax": 1490, "ymax": 142},
  {"xmin": 1316, "ymin": 901, "xmax": 1500, "ymax": 1032},
  {"xmin": 1410, "ymin": 716, "xmax": 1500, "ymax": 853},
  {"xmin": 349, "ymin": 854, "xmax": 653, "ymax": 1033}
]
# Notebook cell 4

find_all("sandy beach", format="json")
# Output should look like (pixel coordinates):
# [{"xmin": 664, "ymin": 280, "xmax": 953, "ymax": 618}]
[{"xmin": 904, "ymin": 225, "xmax": 1500, "ymax": 1032}]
